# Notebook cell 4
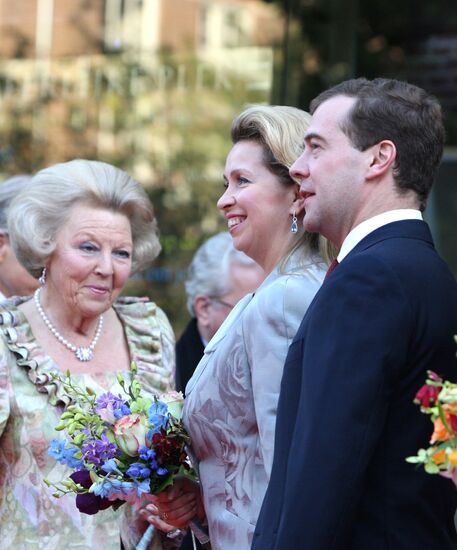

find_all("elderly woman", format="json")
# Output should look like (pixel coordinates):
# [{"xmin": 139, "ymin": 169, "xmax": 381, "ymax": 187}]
[
  {"xmin": 0, "ymin": 160, "xmax": 175, "ymax": 548},
  {"xmin": 146, "ymin": 105, "xmax": 333, "ymax": 549}
]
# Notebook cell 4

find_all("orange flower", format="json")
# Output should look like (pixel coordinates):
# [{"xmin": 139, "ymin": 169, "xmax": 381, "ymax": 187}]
[
  {"xmin": 430, "ymin": 417, "xmax": 451, "ymax": 444},
  {"xmin": 431, "ymin": 448, "xmax": 446, "ymax": 465}
]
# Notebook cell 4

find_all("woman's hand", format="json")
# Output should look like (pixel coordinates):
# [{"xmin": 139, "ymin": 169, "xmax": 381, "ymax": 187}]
[{"xmin": 140, "ymin": 477, "xmax": 205, "ymax": 531}]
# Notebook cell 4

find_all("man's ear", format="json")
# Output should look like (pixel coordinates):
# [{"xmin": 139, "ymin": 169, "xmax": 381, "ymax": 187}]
[
  {"xmin": 193, "ymin": 295, "xmax": 211, "ymax": 325},
  {"xmin": 366, "ymin": 140, "xmax": 396, "ymax": 181},
  {"xmin": 0, "ymin": 232, "xmax": 9, "ymax": 263}
]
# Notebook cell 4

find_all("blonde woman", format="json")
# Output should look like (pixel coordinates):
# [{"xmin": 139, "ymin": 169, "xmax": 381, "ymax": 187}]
[{"xmin": 146, "ymin": 106, "xmax": 334, "ymax": 549}]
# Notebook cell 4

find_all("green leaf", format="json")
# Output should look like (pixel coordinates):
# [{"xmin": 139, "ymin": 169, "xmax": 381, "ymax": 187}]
[
  {"xmin": 73, "ymin": 432, "xmax": 86, "ymax": 445},
  {"xmin": 424, "ymin": 461, "xmax": 440, "ymax": 474}
]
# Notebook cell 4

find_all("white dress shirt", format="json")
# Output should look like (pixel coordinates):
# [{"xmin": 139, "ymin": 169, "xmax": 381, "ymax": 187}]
[{"xmin": 338, "ymin": 209, "xmax": 423, "ymax": 262}]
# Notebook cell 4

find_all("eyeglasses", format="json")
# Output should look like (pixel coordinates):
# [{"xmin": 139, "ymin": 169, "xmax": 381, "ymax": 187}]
[{"xmin": 209, "ymin": 297, "xmax": 236, "ymax": 310}]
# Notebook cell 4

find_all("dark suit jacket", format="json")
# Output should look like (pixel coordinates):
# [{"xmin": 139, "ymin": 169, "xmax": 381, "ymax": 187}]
[
  {"xmin": 175, "ymin": 317, "xmax": 205, "ymax": 395},
  {"xmin": 252, "ymin": 220, "xmax": 457, "ymax": 549},
  {"xmin": 175, "ymin": 317, "xmax": 204, "ymax": 550}
]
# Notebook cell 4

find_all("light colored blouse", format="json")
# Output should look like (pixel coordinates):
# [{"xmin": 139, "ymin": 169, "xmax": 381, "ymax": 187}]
[
  {"xmin": 0, "ymin": 296, "xmax": 175, "ymax": 550},
  {"xmin": 183, "ymin": 253, "xmax": 326, "ymax": 550}
]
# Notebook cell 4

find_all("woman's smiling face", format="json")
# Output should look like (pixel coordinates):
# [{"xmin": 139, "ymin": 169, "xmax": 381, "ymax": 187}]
[
  {"xmin": 46, "ymin": 203, "xmax": 133, "ymax": 319},
  {"xmin": 217, "ymin": 140, "xmax": 299, "ymax": 272}
]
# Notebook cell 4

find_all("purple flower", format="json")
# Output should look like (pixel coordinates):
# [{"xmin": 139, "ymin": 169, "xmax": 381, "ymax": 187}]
[
  {"xmin": 70, "ymin": 470, "xmax": 113, "ymax": 515},
  {"xmin": 96, "ymin": 392, "xmax": 124, "ymax": 410},
  {"xmin": 95, "ymin": 392, "xmax": 125, "ymax": 424},
  {"xmin": 82, "ymin": 432, "xmax": 118, "ymax": 466}
]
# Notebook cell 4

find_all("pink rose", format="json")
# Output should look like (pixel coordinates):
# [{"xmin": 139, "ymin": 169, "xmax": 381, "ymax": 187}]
[{"xmin": 113, "ymin": 413, "xmax": 149, "ymax": 456}]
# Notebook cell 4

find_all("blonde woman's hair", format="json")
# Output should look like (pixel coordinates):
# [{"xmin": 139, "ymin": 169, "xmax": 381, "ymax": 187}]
[
  {"xmin": 231, "ymin": 105, "xmax": 335, "ymax": 266},
  {"xmin": 8, "ymin": 159, "xmax": 161, "ymax": 277}
]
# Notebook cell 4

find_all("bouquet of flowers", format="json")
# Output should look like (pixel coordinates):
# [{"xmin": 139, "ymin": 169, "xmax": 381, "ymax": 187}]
[
  {"xmin": 406, "ymin": 363, "xmax": 457, "ymax": 487},
  {"xmin": 45, "ymin": 362, "xmax": 196, "ymax": 515}
]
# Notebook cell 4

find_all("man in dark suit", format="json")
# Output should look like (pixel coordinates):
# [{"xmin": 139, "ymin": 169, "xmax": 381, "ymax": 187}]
[{"xmin": 252, "ymin": 78, "xmax": 457, "ymax": 549}]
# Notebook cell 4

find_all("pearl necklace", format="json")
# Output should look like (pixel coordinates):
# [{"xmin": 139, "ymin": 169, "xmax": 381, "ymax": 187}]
[{"xmin": 34, "ymin": 288, "xmax": 104, "ymax": 362}]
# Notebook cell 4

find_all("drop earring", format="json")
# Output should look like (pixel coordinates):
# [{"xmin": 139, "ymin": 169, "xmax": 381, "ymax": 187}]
[
  {"xmin": 38, "ymin": 267, "xmax": 47, "ymax": 285},
  {"xmin": 290, "ymin": 211, "xmax": 298, "ymax": 234}
]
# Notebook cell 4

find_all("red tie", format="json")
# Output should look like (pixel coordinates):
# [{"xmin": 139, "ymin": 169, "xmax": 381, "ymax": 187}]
[{"xmin": 324, "ymin": 259, "xmax": 339, "ymax": 281}]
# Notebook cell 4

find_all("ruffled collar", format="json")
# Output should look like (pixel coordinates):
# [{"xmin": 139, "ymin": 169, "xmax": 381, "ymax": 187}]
[{"xmin": 0, "ymin": 296, "xmax": 162, "ymax": 407}]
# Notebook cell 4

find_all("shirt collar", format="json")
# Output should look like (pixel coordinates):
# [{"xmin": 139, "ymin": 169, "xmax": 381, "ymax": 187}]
[{"xmin": 338, "ymin": 209, "xmax": 423, "ymax": 262}]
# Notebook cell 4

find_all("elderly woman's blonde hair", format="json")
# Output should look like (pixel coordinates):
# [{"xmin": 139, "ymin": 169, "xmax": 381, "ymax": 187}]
[
  {"xmin": 8, "ymin": 159, "xmax": 161, "ymax": 277},
  {"xmin": 231, "ymin": 104, "xmax": 335, "ymax": 266}
]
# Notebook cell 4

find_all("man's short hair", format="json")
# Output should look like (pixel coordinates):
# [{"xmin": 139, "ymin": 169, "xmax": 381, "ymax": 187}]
[{"xmin": 310, "ymin": 78, "xmax": 445, "ymax": 209}]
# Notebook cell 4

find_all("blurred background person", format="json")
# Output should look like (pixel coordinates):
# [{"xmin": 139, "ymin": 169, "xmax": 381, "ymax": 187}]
[
  {"xmin": 145, "ymin": 105, "xmax": 334, "ymax": 549},
  {"xmin": 0, "ymin": 175, "xmax": 39, "ymax": 301},
  {"xmin": 0, "ymin": 160, "xmax": 175, "ymax": 549},
  {"xmin": 176, "ymin": 231, "xmax": 264, "ymax": 395}
]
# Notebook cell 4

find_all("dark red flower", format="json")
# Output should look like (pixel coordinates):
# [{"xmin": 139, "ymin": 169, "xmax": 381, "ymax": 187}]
[
  {"xmin": 70, "ymin": 470, "xmax": 112, "ymax": 515},
  {"xmin": 414, "ymin": 384, "xmax": 440, "ymax": 408}
]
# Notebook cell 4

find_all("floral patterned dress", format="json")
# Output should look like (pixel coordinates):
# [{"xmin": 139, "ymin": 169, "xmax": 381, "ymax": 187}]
[{"xmin": 0, "ymin": 296, "xmax": 175, "ymax": 550}]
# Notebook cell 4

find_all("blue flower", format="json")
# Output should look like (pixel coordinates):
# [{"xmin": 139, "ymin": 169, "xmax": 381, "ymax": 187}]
[
  {"xmin": 139, "ymin": 446, "xmax": 156, "ymax": 461},
  {"xmin": 138, "ymin": 446, "xmax": 158, "ymax": 469},
  {"xmin": 126, "ymin": 462, "xmax": 151, "ymax": 479},
  {"xmin": 92, "ymin": 477, "xmax": 116, "ymax": 498},
  {"xmin": 157, "ymin": 467, "xmax": 168, "ymax": 476},
  {"xmin": 101, "ymin": 458, "xmax": 122, "ymax": 474},
  {"xmin": 114, "ymin": 403, "xmax": 132, "ymax": 419},
  {"xmin": 132, "ymin": 479, "xmax": 151, "ymax": 496},
  {"xmin": 147, "ymin": 401, "xmax": 169, "ymax": 436},
  {"xmin": 48, "ymin": 439, "xmax": 83, "ymax": 468},
  {"xmin": 48, "ymin": 439, "xmax": 66, "ymax": 462},
  {"xmin": 64, "ymin": 447, "xmax": 84, "ymax": 469},
  {"xmin": 110, "ymin": 478, "xmax": 134, "ymax": 496}
]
